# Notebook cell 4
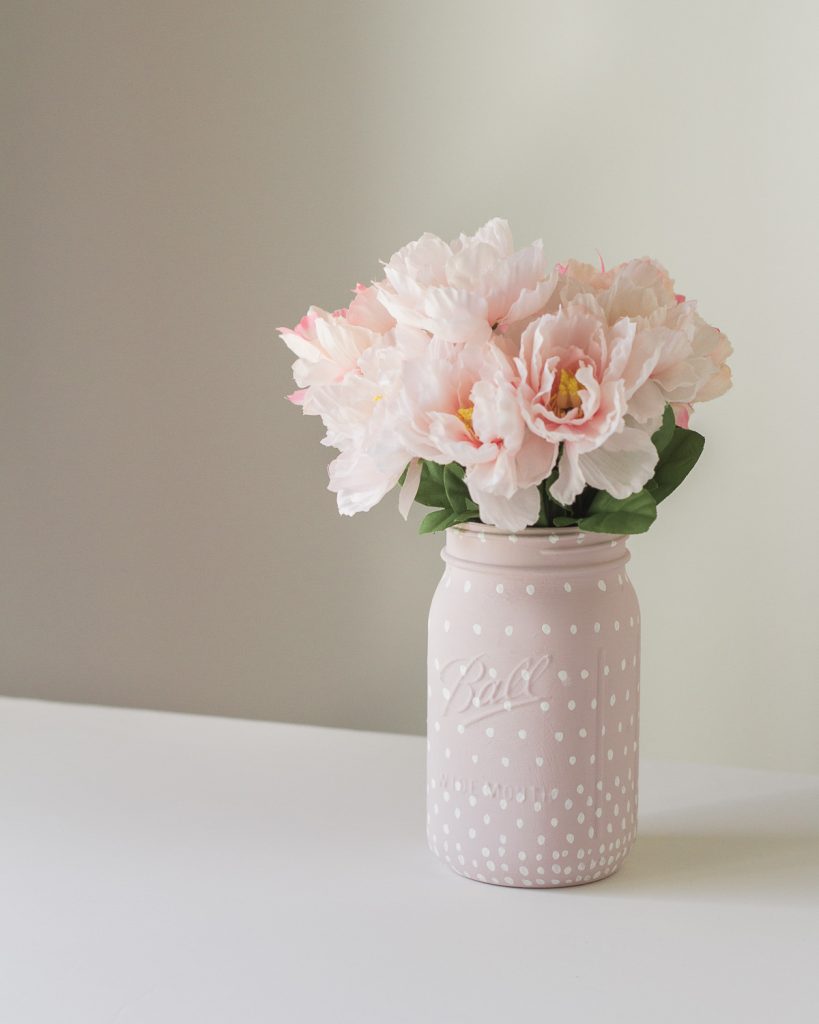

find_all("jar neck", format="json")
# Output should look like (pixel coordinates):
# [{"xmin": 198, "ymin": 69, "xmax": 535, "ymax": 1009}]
[{"xmin": 443, "ymin": 524, "xmax": 629, "ymax": 575}]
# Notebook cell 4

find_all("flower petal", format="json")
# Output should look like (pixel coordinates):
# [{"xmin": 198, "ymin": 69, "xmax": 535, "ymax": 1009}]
[
  {"xmin": 577, "ymin": 426, "xmax": 658, "ymax": 499},
  {"xmin": 469, "ymin": 483, "xmax": 541, "ymax": 532}
]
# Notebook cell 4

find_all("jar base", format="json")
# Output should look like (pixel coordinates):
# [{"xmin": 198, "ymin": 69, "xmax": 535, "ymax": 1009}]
[{"xmin": 429, "ymin": 842, "xmax": 632, "ymax": 889}]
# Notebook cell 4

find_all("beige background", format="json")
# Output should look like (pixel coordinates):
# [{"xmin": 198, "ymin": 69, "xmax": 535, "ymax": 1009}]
[{"xmin": 2, "ymin": 1, "xmax": 818, "ymax": 773}]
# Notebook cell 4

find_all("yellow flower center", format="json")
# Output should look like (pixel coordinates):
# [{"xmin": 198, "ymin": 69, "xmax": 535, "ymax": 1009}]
[
  {"xmin": 457, "ymin": 405, "xmax": 474, "ymax": 428},
  {"xmin": 373, "ymin": 394, "xmax": 383, "ymax": 403},
  {"xmin": 549, "ymin": 369, "xmax": 584, "ymax": 417}
]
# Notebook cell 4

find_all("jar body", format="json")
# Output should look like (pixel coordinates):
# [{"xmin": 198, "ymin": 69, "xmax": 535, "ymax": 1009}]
[{"xmin": 427, "ymin": 525, "xmax": 640, "ymax": 888}]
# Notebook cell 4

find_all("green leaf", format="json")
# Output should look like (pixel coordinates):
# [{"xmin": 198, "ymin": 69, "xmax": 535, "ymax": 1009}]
[
  {"xmin": 647, "ymin": 426, "xmax": 705, "ymax": 504},
  {"xmin": 553, "ymin": 516, "xmax": 579, "ymax": 527},
  {"xmin": 418, "ymin": 508, "xmax": 478, "ymax": 535},
  {"xmin": 577, "ymin": 489, "xmax": 657, "ymax": 535},
  {"xmin": 413, "ymin": 461, "xmax": 448, "ymax": 508},
  {"xmin": 651, "ymin": 404, "xmax": 676, "ymax": 455},
  {"xmin": 418, "ymin": 508, "xmax": 456, "ymax": 534},
  {"xmin": 443, "ymin": 464, "xmax": 472, "ymax": 513}
]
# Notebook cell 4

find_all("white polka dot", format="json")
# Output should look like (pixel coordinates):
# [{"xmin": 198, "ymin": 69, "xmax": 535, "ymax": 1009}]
[
  {"xmin": 457, "ymin": 724, "xmax": 465, "ymax": 734},
  {"xmin": 579, "ymin": 728, "xmax": 588, "ymax": 738},
  {"xmin": 610, "ymin": 694, "xmax": 616, "ymax": 706},
  {"xmin": 591, "ymin": 698, "xmax": 597, "ymax": 709},
  {"xmin": 472, "ymin": 623, "xmax": 482, "ymax": 635},
  {"xmin": 598, "ymin": 580, "xmax": 607, "ymax": 592},
  {"xmin": 540, "ymin": 701, "xmax": 550, "ymax": 712},
  {"xmin": 568, "ymin": 700, "xmax": 576, "ymax": 711},
  {"xmin": 503, "ymin": 700, "xmax": 512, "ymax": 711},
  {"xmin": 526, "ymin": 584, "xmax": 535, "ymax": 595},
  {"xmin": 604, "ymin": 665, "xmax": 610, "ymax": 676},
  {"xmin": 485, "ymin": 727, "xmax": 495, "ymax": 738},
  {"xmin": 558, "ymin": 670, "xmax": 568, "ymax": 682},
  {"xmin": 570, "ymin": 624, "xmax": 578, "ymax": 634},
  {"xmin": 550, "ymin": 817, "xmax": 558, "ymax": 827},
  {"xmin": 521, "ymin": 669, "xmax": 530, "ymax": 682},
  {"xmin": 488, "ymin": 667, "xmax": 497, "ymax": 679},
  {"xmin": 444, "ymin": 620, "xmax": 450, "ymax": 632},
  {"xmin": 504, "ymin": 625, "xmax": 514, "ymax": 636},
  {"xmin": 614, "ymin": 620, "xmax": 620, "ymax": 631},
  {"xmin": 554, "ymin": 732, "xmax": 564, "ymax": 742},
  {"xmin": 537, "ymin": 834, "xmax": 546, "ymax": 845},
  {"xmin": 518, "ymin": 729, "xmax": 527, "ymax": 740},
  {"xmin": 549, "ymin": 535, "xmax": 559, "ymax": 544},
  {"xmin": 607, "ymin": 749, "xmax": 614, "ymax": 761},
  {"xmin": 563, "ymin": 582, "xmax": 572, "ymax": 592},
  {"xmin": 495, "ymin": 583, "xmax": 504, "ymax": 594},
  {"xmin": 501, "ymin": 756, "xmax": 510, "ymax": 767},
  {"xmin": 593, "ymin": 622, "xmax": 601, "ymax": 633},
  {"xmin": 621, "ymin": 658, "xmax": 627, "ymax": 671},
  {"xmin": 516, "ymin": 818, "xmax": 524, "ymax": 829},
  {"xmin": 442, "ymin": 687, "xmax": 450, "ymax": 700},
  {"xmin": 580, "ymin": 669, "xmax": 589, "ymax": 680},
  {"xmin": 541, "ymin": 623, "xmax": 551, "ymax": 635},
  {"xmin": 464, "ymin": 580, "xmax": 472, "ymax": 593}
]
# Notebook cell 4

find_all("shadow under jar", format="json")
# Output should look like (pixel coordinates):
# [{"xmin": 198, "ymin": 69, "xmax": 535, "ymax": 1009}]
[{"xmin": 426, "ymin": 524, "xmax": 641, "ymax": 888}]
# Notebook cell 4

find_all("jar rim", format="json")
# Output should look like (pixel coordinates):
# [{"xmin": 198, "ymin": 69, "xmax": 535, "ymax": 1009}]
[{"xmin": 450, "ymin": 523, "xmax": 624, "ymax": 542}]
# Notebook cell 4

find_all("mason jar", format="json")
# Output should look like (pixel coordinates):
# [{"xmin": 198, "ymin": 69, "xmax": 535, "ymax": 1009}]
[{"xmin": 426, "ymin": 524, "xmax": 640, "ymax": 888}]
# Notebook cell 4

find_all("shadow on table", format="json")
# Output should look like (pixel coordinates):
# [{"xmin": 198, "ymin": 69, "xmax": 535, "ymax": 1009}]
[{"xmin": 600, "ymin": 786, "xmax": 819, "ymax": 908}]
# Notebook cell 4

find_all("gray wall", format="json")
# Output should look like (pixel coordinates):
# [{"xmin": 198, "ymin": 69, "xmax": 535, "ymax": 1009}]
[{"xmin": 3, "ymin": 1, "xmax": 818, "ymax": 773}]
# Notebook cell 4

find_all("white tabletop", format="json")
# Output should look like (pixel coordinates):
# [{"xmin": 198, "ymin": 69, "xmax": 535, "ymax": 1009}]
[{"xmin": 1, "ymin": 697, "xmax": 817, "ymax": 1023}]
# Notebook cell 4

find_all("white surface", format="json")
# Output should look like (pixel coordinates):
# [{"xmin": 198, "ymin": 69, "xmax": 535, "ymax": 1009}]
[{"xmin": 1, "ymin": 697, "xmax": 817, "ymax": 1023}]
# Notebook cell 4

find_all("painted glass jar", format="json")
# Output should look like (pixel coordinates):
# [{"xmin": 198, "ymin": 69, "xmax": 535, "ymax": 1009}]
[{"xmin": 427, "ymin": 524, "xmax": 640, "ymax": 888}]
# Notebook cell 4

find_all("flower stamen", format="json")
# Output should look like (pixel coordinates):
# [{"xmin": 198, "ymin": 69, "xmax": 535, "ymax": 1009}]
[
  {"xmin": 549, "ymin": 369, "xmax": 584, "ymax": 417},
  {"xmin": 457, "ymin": 405, "xmax": 475, "ymax": 431}
]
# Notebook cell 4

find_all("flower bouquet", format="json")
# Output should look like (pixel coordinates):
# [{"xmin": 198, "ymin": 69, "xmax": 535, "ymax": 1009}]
[{"xmin": 280, "ymin": 218, "xmax": 731, "ymax": 535}]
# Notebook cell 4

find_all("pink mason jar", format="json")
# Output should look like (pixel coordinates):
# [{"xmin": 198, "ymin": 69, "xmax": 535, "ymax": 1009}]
[{"xmin": 427, "ymin": 524, "xmax": 641, "ymax": 888}]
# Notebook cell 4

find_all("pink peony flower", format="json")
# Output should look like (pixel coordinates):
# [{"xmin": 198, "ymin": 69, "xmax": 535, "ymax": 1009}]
[
  {"xmin": 550, "ymin": 258, "xmax": 732, "ymax": 426},
  {"xmin": 375, "ymin": 218, "xmax": 557, "ymax": 346},
  {"xmin": 365, "ymin": 341, "xmax": 552, "ymax": 530},
  {"xmin": 514, "ymin": 303, "xmax": 659, "ymax": 505},
  {"xmin": 278, "ymin": 307, "xmax": 380, "ymax": 393},
  {"xmin": 278, "ymin": 285, "xmax": 395, "ymax": 402},
  {"xmin": 306, "ymin": 330, "xmax": 426, "ymax": 515}
]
